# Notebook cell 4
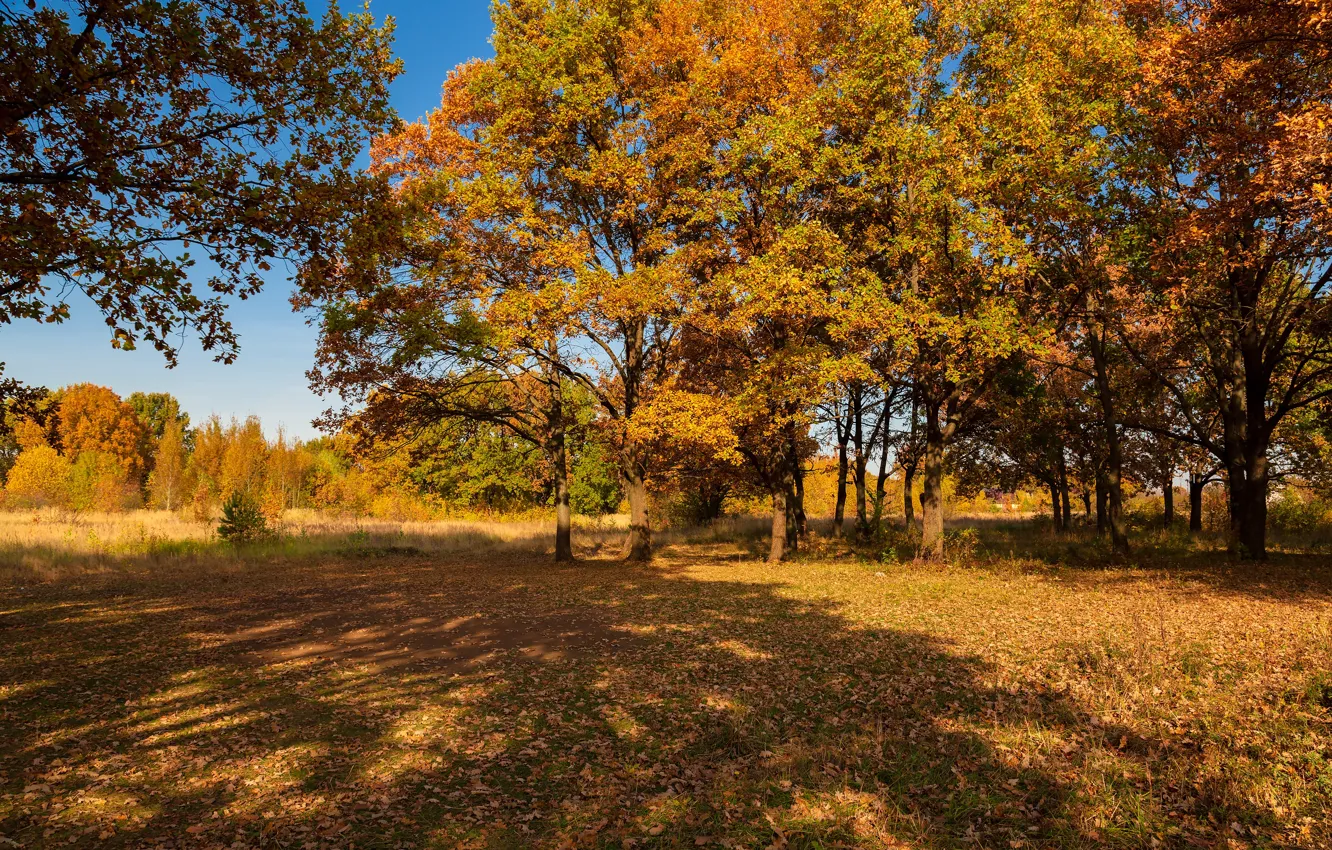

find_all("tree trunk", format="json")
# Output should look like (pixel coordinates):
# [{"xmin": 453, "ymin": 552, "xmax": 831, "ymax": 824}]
[
  {"xmin": 545, "ymin": 357, "xmax": 573, "ymax": 563},
  {"xmin": 1087, "ymin": 324, "xmax": 1129, "ymax": 555},
  {"xmin": 793, "ymin": 460, "xmax": 807, "ymax": 543},
  {"xmin": 833, "ymin": 434, "xmax": 849, "ymax": 537},
  {"xmin": 920, "ymin": 406, "xmax": 946, "ymax": 560},
  {"xmin": 1059, "ymin": 455, "xmax": 1072, "ymax": 532},
  {"xmin": 1082, "ymin": 489, "xmax": 1092, "ymax": 523},
  {"xmin": 851, "ymin": 389, "xmax": 869, "ymax": 539},
  {"xmin": 1095, "ymin": 474, "xmax": 1108, "ymax": 534},
  {"xmin": 874, "ymin": 417, "xmax": 891, "ymax": 529},
  {"xmin": 902, "ymin": 459, "xmax": 916, "ymax": 527},
  {"xmin": 1189, "ymin": 476, "xmax": 1205, "ymax": 533},
  {"xmin": 552, "ymin": 429, "xmax": 573, "ymax": 563},
  {"xmin": 1226, "ymin": 449, "xmax": 1269, "ymax": 559},
  {"xmin": 1048, "ymin": 479, "xmax": 1063, "ymax": 532},
  {"xmin": 769, "ymin": 484, "xmax": 788, "ymax": 563},
  {"xmin": 1162, "ymin": 472, "xmax": 1175, "ymax": 529},
  {"xmin": 622, "ymin": 467, "xmax": 651, "ymax": 562}
]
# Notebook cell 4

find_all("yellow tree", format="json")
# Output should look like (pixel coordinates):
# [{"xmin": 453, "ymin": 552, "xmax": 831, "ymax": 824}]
[
  {"xmin": 824, "ymin": 0, "xmax": 1132, "ymax": 558},
  {"xmin": 303, "ymin": 0, "xmax": 705, "ymax": 561},
  {"xmin": 148, "ymin": 420, "xmax": 187, "ymax": 511},
  {"xmin": 630, "ymin": 0, "xmax": 854, "ymax": 561}
]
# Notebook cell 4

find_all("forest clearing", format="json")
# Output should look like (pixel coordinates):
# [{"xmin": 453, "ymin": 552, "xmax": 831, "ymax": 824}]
[
  {"xmin": 6, "ymin": 0, "xmax": 1332, "ymax": 847},
  {"xmin": 2, "ymin": 514, "xmax": 1331, "ymax": 849}
]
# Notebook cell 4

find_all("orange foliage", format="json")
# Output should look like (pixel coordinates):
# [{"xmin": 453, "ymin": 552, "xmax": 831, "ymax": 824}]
[{"xmin": 55, "ymin": 384, "xmax": 146, "ymax": 481}]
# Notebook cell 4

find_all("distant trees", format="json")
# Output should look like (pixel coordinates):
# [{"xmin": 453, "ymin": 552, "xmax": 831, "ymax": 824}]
[{"xmin": 1, "ymin": 382, "xmax": 617, "ymax": 521}]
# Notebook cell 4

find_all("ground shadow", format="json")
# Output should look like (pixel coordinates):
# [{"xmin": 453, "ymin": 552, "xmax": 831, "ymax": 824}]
[{"xmin": 0, "ymin": 547, "xmax": 1322, "ymax": 848}]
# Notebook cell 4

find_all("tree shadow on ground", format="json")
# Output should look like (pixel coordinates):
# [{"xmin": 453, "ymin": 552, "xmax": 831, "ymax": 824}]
[{"xmin": 0, "ymin": 548, "xmax": 1322, "ymax": 848}]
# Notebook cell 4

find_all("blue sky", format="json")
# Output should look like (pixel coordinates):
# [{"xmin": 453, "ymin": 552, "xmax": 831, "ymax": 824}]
[{"xmin": 0, "ymin": 1, "xmax": 494, "ymax": 440}]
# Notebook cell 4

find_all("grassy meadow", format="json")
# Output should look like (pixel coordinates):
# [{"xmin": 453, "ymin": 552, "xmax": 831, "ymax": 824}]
[{"xmin": 1, "ymin": 511, "xmax": 1330, "ymax": 848}]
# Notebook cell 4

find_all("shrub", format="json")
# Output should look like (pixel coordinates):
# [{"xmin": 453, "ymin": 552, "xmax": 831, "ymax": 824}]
[
  {"xmin": 217, "ymin": 491, "xmax": 270, "ymax": 543},
  {"xmin": 4, "ymin": 445, "xmax": 73, "ymax": 508},
  {"xmin": 68, "ymin": 451, "xmax": 138, "ymax": 512},
  {"xmin": 1269, "ymin": 487, "xmax": 1332, "ymax": 534}
]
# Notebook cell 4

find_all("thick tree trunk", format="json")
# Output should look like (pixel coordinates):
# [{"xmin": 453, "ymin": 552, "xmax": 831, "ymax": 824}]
[
  {"xmin": 920, "ymin": 407, "xmax": 946, "ymax": 560},
  {"xmin": 544, "ymin": 357, "xmax": 573, "ymax": 563},
  {"xmin": 1095, "ymin": 474, "xmax": 1108, "ymax": 534},
  {"xmin": 769, "ymin": 484, "xmax": 788, "ymax": 563},
  {"xmin": 853, "ymin": 453, "xmax": 869, "ymax": 539},
  {"xmin": 1226, "ymin": 451, "xmax": 1269, "ymax": 559},
  {"xmin": 622, "ymin": 467, "xmax": 652, "ymax": 562}
]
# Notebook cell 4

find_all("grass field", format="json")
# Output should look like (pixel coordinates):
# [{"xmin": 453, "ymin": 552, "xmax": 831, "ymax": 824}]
[{"xmin": 2, "ymin": 513, "xmax": 1331, "ymax": 848}]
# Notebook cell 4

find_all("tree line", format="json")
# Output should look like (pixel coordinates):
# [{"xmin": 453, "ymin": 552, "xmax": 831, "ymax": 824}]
[
  {"xmin": 0, "ymin": 382, "xmax": 630, "ymax": 520},
  {"xmin": 3, "ymin": 0, "xmax": 1329, "ymax": 562},
  {"xmin": 294, "ymin": 0, "xmax": 1332, "ymax": 562}
]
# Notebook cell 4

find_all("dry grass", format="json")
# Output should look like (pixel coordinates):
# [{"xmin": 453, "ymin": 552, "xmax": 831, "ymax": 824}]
[{"xmin": 1, "ymin": 519, "xmax": 1331, "ymax": 848}]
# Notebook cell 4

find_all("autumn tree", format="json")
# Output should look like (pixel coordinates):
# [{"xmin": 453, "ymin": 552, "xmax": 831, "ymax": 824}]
[
  {"xmin": 148, "ymin": 419, "xmax": 187, "ymax": 510},
  {"xmin": 1122, "ymin": 0, "xmax": 1332, "ymax": 558},
  {"xmin": 128, "ymin": 392, "xmax": 189, "ymax": 442},
  {"xmin": 2, "ymin": 0, "xmax": 399, "ymax": 364},
  {"xmin": 54, "ymin": 383, "xmax": 146, "ymax": 481},
  {"xmin": 4, "ymin": 444, "xmax": 71, "ymax": 508},
  {"xmin": 303, "ymin": 0, "xmax": 727, "ymax": 561},
  {"xmin": 816, "ymin": 0, "xmax": 1131, "ymax": 558},
  {"xmin": 219, "ymin": 417, "xmax": 268, "ymax": 499}
]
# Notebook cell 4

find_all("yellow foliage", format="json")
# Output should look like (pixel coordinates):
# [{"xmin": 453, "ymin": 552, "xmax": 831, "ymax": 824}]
[{"xmin": 5, "ymin": 445, "xmax": 73, "ymax": 508}]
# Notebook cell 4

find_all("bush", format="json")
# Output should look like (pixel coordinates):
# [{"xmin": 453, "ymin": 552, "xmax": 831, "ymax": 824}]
[
  {"xmin": 217, "ymin": 491, "xmax": 270, "ymax": 543},
  {"xmin": 4, "ymin": 445, "xmax": 73, "ymax": 508},
  {"xmin": 1269, "ymin": 487, "xmax": 1332, "ymax": 534},
  {"xmin": 68, "ymin": 451, "xmax": 138, "ymax": 512}
]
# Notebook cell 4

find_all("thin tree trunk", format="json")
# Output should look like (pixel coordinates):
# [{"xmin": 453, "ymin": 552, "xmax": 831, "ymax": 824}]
[
  {"xmin": 920, "ymin": 407, "xmax": 946, "ymax": 560},
  {"xmin": 1189, "ymin": 475, "xmax": 1205, "ymax": 533},
  {"xmin": 833, "ymin": 432, "xmax": 849, "ymax": 537},
  {"xmin": 874, "ymin": 415, "xmax": 891, "ymax": 528},
  {"xmin": 903, "ymin": 459, "xmax": 916, "ymax": 526},
  {"xmin": 1059, "ymin": 455, "xmax": 1072, "ymax": 532},
  {"xmin": 851, "ymin": 389, "xmax": 869, "ymax": 539},
  {"xmin": 552, "ymin": 430, "xmax": 573, "ymax": 563},
  {"xmin": 1082, "ymin": 488, "xmax": 1092, "ymax": 522},
  {"xmin": 1162, "ymin": 471, "xmax": 1175, "ymax": 529},
  {"xmin": 1087, "ymin": 323, "xmax": 1129, "ymax": 554},
  {"xmin": 1049, "ymin": 479, "xmax": 1063, "ymax": 532}
]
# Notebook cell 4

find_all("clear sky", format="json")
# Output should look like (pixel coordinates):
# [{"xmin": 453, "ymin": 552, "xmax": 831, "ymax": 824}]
[{"xmin": 0, "ymin": 1, "xmax": 494, "ymax": 440}]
